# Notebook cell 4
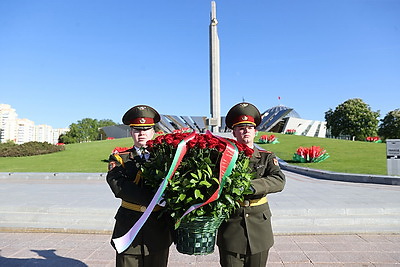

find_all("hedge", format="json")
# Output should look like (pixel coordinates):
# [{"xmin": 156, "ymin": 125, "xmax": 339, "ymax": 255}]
[{"xmin": 0, "ymin": 141, "xmax": 65, "ymax": 157}]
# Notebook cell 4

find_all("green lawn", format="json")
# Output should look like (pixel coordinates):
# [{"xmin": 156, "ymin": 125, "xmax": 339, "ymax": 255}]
[
  {"xmin": 0, "ymin": 132, "xmax": 388, "ymax": 175},
  {"xmin": 0, "ymin": 138, "xmax": 133, "ymax": 173},
  {"xmin": 256, "ymin": 132, "xmax": 386, "ymax": 175}
]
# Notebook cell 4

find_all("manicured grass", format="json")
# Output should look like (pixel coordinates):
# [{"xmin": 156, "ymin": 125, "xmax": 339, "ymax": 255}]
[
  {"xmin": 256, "ymin": 132, "xmax": 386, "ymax": 175},
  {"xmin": 0, "ymin": 133, "xmax": 388, "ymax": 175},
  {"xmin": 0, "ymin": 138, "xmax": 133, "ymax": 173}
]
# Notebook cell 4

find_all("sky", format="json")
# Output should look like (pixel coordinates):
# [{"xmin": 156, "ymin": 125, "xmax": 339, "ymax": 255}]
[{"xmin": 1, "ymin": 0, "xmax": 399, "ymax": 129}]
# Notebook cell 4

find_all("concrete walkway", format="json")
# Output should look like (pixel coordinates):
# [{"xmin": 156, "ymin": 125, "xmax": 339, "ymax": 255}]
[
  {"xmin": 1, "ymin": 232, "xmax": 399, "ymax": 266},
  {"xmin": 0, "ymin": 170, "xmax": 399, "ymax": 266}
]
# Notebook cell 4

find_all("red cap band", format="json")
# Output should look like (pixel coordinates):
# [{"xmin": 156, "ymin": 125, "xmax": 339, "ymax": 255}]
[
  {"xmin": 232, "ymin": 115, "xmax": 256, "ymax": 128},
  {"xmin": 129, "ymin": 117, "xmax": 155, "ymax": 127}
]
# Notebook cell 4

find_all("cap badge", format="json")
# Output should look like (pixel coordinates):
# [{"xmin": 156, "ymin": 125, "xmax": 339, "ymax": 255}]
[
  {"xmin": 240, "ymin": 103, "xmax": 249, "ymax": 108},
  {"xmin": 242, "ymin": 115, "xmax": 248, "ymax": 121},
  {"xmin": 139, "ymin": 118, "xmax": 146, "ymax": 124},
  {"xmin": 137, "ymin": 106, "xmax": 146, "ymax": 110}
]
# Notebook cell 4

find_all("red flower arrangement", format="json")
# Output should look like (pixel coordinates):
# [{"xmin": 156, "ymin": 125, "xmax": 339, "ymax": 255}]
[
  {"xmin": 293, "ymin": 146, "xmax": 330, "ymax": 163},
  {"xmin": 365, "ymin": 136, "xmax": 382, "ymax": 143},
  {"xmin": 172, "ymin": 127, "xmax": 192, "ymax": 134},
  {"xmin": 285, "ymin": 129, "xmax": 296, "ymax": 135},
  {"xmin": 142, "ymin": 132, "xmax": 254, "ymax": 225},
  {"xmin": 258, "ymin": 134, "xmax": 279, "ymax": 144}
]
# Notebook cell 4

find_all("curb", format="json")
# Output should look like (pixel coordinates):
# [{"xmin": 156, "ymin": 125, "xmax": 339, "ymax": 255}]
[{"xmin": 278, "ymin": 160, "xmax": 400, "ymax": 186}]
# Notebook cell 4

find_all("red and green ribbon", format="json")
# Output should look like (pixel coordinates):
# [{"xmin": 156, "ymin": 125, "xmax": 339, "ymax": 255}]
[{"xmin": 174, "ymin": 130, "xmax": 239, "ymax": 228}]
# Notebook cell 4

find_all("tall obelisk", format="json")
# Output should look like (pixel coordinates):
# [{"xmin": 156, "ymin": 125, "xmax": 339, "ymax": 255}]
[{"xmin": 209, "ymin": 1, "xmax": 221, "ymax": 132}]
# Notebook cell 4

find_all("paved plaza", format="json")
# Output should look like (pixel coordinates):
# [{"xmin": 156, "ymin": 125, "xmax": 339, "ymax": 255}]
[{"xmin": 0, "ymin": 170, "xmax": 399, "ymax": 266}]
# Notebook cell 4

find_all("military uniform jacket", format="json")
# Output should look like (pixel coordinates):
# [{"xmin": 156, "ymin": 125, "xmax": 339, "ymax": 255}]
[
  {"xmin": 217, "ymin": 146, "xmax": 285, "ymax": 255},
  {"xmin": 106, "ymin": 148, "xmax": 172, "ymax": 254}
]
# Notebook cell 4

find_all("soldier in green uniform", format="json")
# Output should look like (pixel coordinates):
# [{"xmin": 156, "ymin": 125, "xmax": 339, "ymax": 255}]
[
  {"xmin": 217, "ymin": 102, "xmax": 286, "ymax": 267},
  {"xmin": 107, "ymin": 105, "xmax": 172, "ymax": 267}
]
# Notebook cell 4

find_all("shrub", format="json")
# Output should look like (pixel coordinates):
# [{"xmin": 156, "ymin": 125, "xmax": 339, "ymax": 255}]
[{"xmin": 0, "ymin": 141, "xmax": 65, "ymax": 157}]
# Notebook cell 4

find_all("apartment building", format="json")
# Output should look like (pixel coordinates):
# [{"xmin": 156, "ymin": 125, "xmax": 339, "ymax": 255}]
[
  {"xmin": 16, "ymin": 118, "xmax": 35, "ymax": 144},
  {"xmin": 0, "ymin": 104, "xmax": 69, "ymax": 144},
  {"xmin": 0, "ymin": 104, "xmax": 18, "ymax": 143}
]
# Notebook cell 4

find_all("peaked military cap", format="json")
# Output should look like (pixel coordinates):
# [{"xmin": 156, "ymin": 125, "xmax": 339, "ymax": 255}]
[
  {"xmin": 122, "ymin": 105, "xmax": 160, "ymax": 130},
  {"xmin": 225, "ymin": 102, "xmax": 261, "ymax": 129}
]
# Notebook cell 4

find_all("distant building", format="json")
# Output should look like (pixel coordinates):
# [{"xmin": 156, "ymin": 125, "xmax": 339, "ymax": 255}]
[
  {"xmin": 0, "ymin": 103, "xmax": 69, "ymax": 144},
  {"xmin": 257, "ymin": 105, "xmax": 327, "ymax": 138},
  {"xmin": 52, "ymin": 128, "xmax": 70, "ymax": 144},
  {"xmin": 101, "ymin": 106, "xmax": 327, "ymax": 139},
  {"xmin": 35, "ymin": 124, "xmax": 54, "ymax": 143},
  {"xmin": 2, "ymin": 103, "xmax": 327, "ymax": 142},
  {"xmin": 0, "ymin": 104, "xmax": 18, "ymax": 143},
  {"xmin": 100, "ymin": 115, "xmax": 209, "ymax": 139},
  {"xmin": 222, "ymin": 105, "xmax": 326, "ymax": 137},
  {"xmin": 16, "ymin": 118, "xmax": 35, "ymax": 144}
]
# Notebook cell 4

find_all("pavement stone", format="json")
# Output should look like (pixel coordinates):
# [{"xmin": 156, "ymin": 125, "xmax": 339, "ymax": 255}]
[{"xmin": 0, "ymin": 232, "xmax": 399, "ymax": 266}]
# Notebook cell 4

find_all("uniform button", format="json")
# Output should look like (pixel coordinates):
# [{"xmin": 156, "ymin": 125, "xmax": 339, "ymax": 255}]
[
  {"xmin": 245, "ymin": 214, "xmax": 249, "ymax": 218},
  {"xmin": 140, "ymin": 206, "xmax": 147, "ymax": 212}
]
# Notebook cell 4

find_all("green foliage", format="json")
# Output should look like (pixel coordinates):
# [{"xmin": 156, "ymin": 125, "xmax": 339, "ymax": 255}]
[
  {"xmin": 59, "ymin": 118, "xmax": 116, "ymax": 144},
  {"xmin": 378, "ymin": 109, "xmax": 400, "ymax": 140},
  {"xmin": 325, "ymin": 98, "xmax": 379, "ymax": 141},
  {"xmin": 98, "ymin": 119, "xmax": 116, "ymax": 127},
  {"xmin": 0, "ymin": 141, "xmax": 65, "ymax": 157}
]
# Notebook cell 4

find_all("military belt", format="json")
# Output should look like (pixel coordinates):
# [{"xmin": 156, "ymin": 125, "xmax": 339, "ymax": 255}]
[
  {"xmin": 238, "ymin": 197, "xmax": 267, "ymax": 207},
  {"xmin": 121, "ymin": 200, "xmax": 163, "ymax": 212}
]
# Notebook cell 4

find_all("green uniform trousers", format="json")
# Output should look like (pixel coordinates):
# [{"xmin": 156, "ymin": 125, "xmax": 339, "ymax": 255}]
[
  {"xmin": 116, "ymin": 246, "xmax": 169, "ymax": 267},
  {"xmin": 219, "ymin": 249, "xmax": 269, "ymax": 267}
]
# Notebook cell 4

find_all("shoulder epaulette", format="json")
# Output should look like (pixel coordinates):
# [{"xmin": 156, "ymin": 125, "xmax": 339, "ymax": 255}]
[{"xmin": 112, "ymin": 146, "xmax": 133, "ymax": 155}]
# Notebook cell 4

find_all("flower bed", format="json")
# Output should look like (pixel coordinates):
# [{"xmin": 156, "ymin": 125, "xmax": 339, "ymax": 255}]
[
  {"xmin": 365, "ymin": 136, "xmax": 382, "ymax": 143},
  {"xmin": 258, "ymin": 134, "xmax": 279, "ymax": 144},
  {"xmin": 292, "ymin": 146, "xmax": 330, "ymax": 163},
  {"xmin": 285, "ymin": 129, "xmax": 296, "ymax": 135}
]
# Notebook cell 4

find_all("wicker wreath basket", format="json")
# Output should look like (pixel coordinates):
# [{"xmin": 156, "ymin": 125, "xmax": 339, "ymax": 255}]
[{"xmin": 175, "ymin": 216, "xmax": 225, "ymax": 255}]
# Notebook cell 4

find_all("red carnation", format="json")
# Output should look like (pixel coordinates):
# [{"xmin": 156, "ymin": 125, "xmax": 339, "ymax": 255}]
[
  {"xmin": 153, "ymin": 135, "xmax": 164, "ymax": 144},
  {"xmin": 197, "ymin": 140, "xmax": 207, "ymax": 149},
  {"xmin": 171, "ymin": 139, "xmax": 181, "ymax": 148},
  {"xmin": 164, "ymin": 134, "xmax": 174, "ymax": 145},
  {"xmin": 146, "ymin": 140, "xmax": 154, "ymax": 148},
  {"xmin": 187, "ymin": 139, "xmax": 197, "ymax": 149},
  {"xmin": 207, "ymin": 139, "xmax": 219, "ymax": 149}
]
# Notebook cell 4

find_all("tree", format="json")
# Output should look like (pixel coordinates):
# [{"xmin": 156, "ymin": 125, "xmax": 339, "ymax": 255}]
[
  {"xmin": 378, "ymin": 109, "xmax": 400, "ymax": 140},
  {"xmin": 98, "ymin": 119, "xmax": 116, "ymax": 127},
  {"xmin": 59, "ymin": 118, "xmax": 116, "ymax": 144},
  {"xmin": 325, "ymin": 98, "xmax": 379, "ymax": 141}
]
